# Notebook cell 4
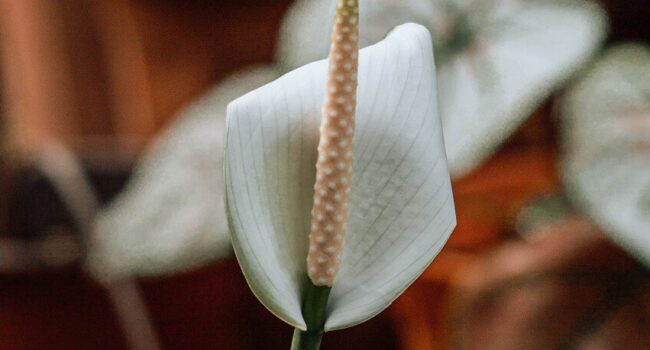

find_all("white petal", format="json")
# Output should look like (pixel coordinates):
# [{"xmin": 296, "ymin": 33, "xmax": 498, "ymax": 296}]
[
  {"xmin": 440, "ymin": 0, "xmax": 607, "ymax": 176},
  {"xmin": 86, "ymin": 66, "xmax": 280, "ymax": 280},
  {"xmin": 278, "ymin": 0, "xmax": 607, "ymax": 177},
  {"xmin": 226, "ymin": 24, "xmax": 455, "ymax": 331},
  {"xmin": 561, "ymin": 44, "xmax": 650, "ymax": 267}
]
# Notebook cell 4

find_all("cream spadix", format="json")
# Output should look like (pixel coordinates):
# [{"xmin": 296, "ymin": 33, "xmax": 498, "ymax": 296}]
[
  {"xmin": 225, "ymin": 23, "xmax": 455, "ymax": 331},
  {"xmin": 307, "ymin": 0, "xmax": 359, "ymax": 287}
]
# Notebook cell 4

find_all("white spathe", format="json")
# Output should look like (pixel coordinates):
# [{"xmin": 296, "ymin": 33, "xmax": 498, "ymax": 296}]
[
  {"xmin": 278, "ymin": 0, "xmax": 607, "ymax": 176},
  {"xmin": 87, "ymin": 66, "xmax": 280, "ymax": 280},
  {"xmin": 225, "ymin": 24, "xmax": 456, "ymax": 330},
  {"xmin": 561, "ymin": 44, "xmax": 650, "ymax": 267}
]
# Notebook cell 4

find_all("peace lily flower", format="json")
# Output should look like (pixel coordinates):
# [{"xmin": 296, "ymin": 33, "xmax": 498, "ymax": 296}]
[
  {"xmin": 87, "ymin": 67, "xmax": 280, "ymax": 280},
  {"xmin": 86, "ymin": 0, "xmax": 606, "ymax": 282},
  {"xmin": 561, "ymin": 44, "xmax": 650, "ymax": 267},
  {"xmin": 226, "ymin": 1, "xmax": 455, "ymax": 347},
  {"xmin": 278, "ymin": 0, "xmax": 607, "ymax": 176}
]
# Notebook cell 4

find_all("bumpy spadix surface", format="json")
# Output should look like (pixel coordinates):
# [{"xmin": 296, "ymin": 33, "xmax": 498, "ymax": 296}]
[
  {"xmin": 225, "ymin": 24, "xmax": 455, "ymax": 330},
  {"xmin": 562, "ymin": 44, "xmax": 650, "ymax": 267},
  {"xmin": 307, "ymin": 0, "xmax": 359, "ymax": 287},
  {"xmin": 278, "ymin": 0, "xmax": 607, "ymax": 176}
]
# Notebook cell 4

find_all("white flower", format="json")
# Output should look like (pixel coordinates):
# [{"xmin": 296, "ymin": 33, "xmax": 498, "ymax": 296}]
[
  {"xmin": 225, "ymin": 24, "xmax": 456, "ymax": 331},
  {"xmin": 278, "ymin": 0, "xmax": 607, "ymax": 176},
  {"xmin": 561, "ymin": 44, "xmax": 650, "ymax": 267},
  {"xmin": 86, "ymin": 66, "xmax": 280, "ymax": 280}
]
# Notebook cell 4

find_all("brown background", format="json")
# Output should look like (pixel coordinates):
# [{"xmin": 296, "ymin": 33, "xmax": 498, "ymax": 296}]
[{"xmin": 0, "ymin": 0, "xmax": 648, "ymax": 349}]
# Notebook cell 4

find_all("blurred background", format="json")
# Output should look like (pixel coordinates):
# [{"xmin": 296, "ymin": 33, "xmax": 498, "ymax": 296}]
[{"xmin": 0, "ymin": 0, "xmax": 648, "ymax": 349}]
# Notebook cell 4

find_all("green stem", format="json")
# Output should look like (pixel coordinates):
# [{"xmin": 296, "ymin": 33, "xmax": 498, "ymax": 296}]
[
  {"xmin": 290, "ymin": 328, "xmax": 323, "ymax": 350},
  {"xmin": 290, "ymin": 280, "xmax": 331, "ymax": 350}
]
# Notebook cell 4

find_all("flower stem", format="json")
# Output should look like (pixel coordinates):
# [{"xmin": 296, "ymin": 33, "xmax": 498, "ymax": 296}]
[
  {"xmin": 290, "ymin": 280, "xmax": 331, "ymax": 350},
  {"xmin": 290, "ymin": 328, "xmax": 323, "ymax": 350}
]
